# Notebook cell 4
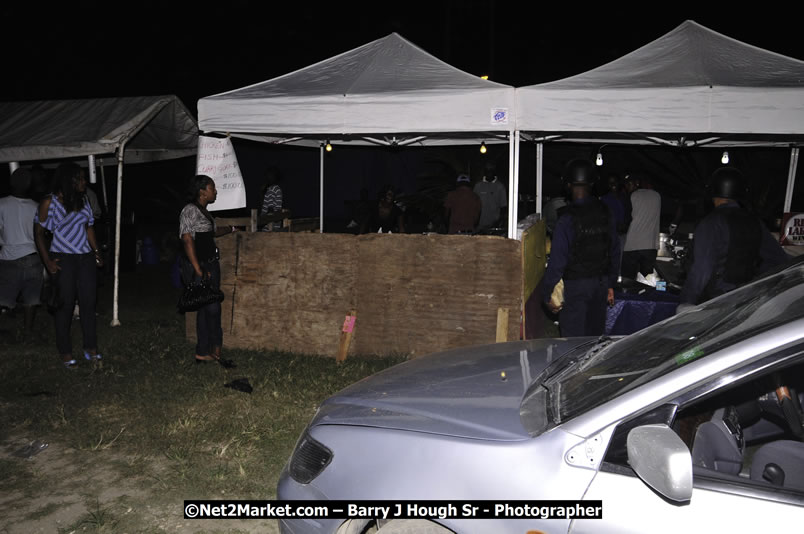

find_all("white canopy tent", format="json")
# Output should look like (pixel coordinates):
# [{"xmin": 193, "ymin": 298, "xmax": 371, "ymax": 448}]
[
  {"xmin": 198, "ymin": 33, "xmax": 521, "ymax": 237},
  {"xmin": 515, "ymin": 20, "xmax": 804, "ymax": 221},
  {"xmin": 0, "ymin": 95, "xmax": 198, "ymax": 325}
]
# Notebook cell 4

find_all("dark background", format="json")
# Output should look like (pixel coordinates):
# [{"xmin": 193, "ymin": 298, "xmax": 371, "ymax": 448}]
[{"xmin": 2, "ymin": 3, "xmax": 803, "ymax": 243}]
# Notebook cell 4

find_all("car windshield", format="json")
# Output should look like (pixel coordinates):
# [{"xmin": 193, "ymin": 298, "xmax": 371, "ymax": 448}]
[{"xmin": 522, "ymin": 261, "xmax": 804, "ymax": 433}]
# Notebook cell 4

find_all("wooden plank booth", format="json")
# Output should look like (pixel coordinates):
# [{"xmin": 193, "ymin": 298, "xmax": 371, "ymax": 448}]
[{"xmin": 185, "ymin": 227, "xmax": 544, "ymax": 358}]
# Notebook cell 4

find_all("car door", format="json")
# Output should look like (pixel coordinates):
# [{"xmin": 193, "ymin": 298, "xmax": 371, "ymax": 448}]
[
  {"xmin": 571, "ymin": 353, "xmax": 804, "ymax": 533},
  {"xmin": 572, "ymin": 466, "xmax": 803, "ymax": 534}
]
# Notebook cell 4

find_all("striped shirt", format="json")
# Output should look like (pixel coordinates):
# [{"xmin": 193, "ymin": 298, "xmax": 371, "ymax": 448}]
[
  {"xmin": 35, "ymin": 194, "xmax": 94, "ymax": 254},
  {"xmin": 260, "ymin": 185, "xmax": 283, "ymax": 231},
  {"xmin": 261, "ymin": 185, "xmax": 283, "ymax": 213}
]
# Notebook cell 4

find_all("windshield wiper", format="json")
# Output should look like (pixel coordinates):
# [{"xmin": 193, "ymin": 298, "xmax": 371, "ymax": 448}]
[
  {"xmin": 577, "ymin": 336, "xmax": 615, "ymax": 369},
  {"xmin": 547, "ymin": 336, "xmax": 616, "ymax": 424}
]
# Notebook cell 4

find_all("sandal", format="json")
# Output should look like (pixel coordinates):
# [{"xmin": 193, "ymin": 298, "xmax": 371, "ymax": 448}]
[
  {"xmin": 195, "ymin": 354, "xmax": 215, "ymax": 364},
  {"xmin": 211, "ymin": 347, "xmax": 236, "ymax": 369},
  {"xmin": 62, "ymin": 357, "xmax": 77, "ymax": 369},
  {"xmin": 84, "ymin": 351, "xmax": 102, "ymax": 361}
]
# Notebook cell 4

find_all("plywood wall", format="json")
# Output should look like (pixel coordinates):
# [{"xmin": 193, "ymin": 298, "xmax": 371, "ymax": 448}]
[{"xmin": 187, "ymin": 232, "xmax": 522, "ymax": 358}]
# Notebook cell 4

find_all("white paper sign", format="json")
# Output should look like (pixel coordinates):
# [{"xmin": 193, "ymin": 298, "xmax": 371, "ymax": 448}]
[{"xmin": 196, "ymin": 135, "xmax": 247, "ymax": 211}]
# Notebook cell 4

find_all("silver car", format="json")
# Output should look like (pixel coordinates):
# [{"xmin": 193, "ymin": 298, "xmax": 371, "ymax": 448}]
[{"xmin": 278, "ymin": 257, "xmax": 804, "ymax": 533}]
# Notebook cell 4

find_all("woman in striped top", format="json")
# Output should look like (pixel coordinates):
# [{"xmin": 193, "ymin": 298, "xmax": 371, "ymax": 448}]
[{"xmin": 34, "ymin": 163, "xmax": 104, "ymax": 369}]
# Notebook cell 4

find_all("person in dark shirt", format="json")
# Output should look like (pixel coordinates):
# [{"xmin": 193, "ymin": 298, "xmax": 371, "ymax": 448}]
[
  {"xmin": 443, "ymin": 174, "xmax": 481, "ymax": 234},
  {"xmin": 678, "ymin": 167, "xmax": 789, "ymax": 309},
  {"xmin": 599, "ymin": 173, "xmax": 627, "ymax": 234},
  {"xmin": 542, "ymin": 159, "xmax": 621, "ymax": 337},
  {"xmin": 369, "ymin": 185, "xmax": 405, "ymax": 233}
]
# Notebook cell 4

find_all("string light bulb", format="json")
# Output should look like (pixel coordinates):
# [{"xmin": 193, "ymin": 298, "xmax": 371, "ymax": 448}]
[
  {"xmin": 325, "ymin": 140, "xmax": 332, "ymax": 152},
  {"xmin": 480, "ymin": 142, "xmax": 487, "ymax": 154},
  {"xmin": 596, "ymin": 152, "xmax": 603, "ymax": 166},
  {"xmin": 721, "ymin": 151, "xmax": 729, "ymax": 164}
]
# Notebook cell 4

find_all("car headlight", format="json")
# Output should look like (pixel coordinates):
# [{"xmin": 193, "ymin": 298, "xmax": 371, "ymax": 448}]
[{"xmin": 289, "ymin": 429, "xmax": 333, "ymax": 484}]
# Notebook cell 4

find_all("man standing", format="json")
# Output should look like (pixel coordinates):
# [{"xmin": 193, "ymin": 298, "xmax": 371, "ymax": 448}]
[
  {"xmin": 679, "ymin": 167, "xmax": 788, "ymax": 308},
  {"xmin": 621, "ymin": 174, "xmax": 661, "ymax": 280},
  {"xmin": 0, "ymin": 168, "xmax": 43, "ymax": 335},
  {"xmin": 473, "ymin": 162, "xmax": 507, "ymax": 231},
  {"xmin": 542, "ymin": 159, "xmax": 620, "ymax": 337},
  {"xmin": 443, "ymin": 174, "xmax": 481, "ymax": 234}
]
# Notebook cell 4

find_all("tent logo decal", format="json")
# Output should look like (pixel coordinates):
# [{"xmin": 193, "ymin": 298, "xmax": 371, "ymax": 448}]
[{"xmin": 491, "ymin": 108, "xmax": 509, "ymax": 125}]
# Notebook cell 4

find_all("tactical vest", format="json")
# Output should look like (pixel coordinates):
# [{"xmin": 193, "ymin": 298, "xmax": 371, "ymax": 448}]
[
  {"xmin": 717, "ymin": 207, "xmax": 762, "ymax": 285},
  {"xmin": 564, "ymin": 200, "xmax": 611, "ymax": 280}
]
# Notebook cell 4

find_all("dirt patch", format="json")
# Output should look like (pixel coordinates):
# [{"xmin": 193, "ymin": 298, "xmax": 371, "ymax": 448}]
[{"xmin": 1, "ymin": 434, "xmax": 279, "ymax": 533}]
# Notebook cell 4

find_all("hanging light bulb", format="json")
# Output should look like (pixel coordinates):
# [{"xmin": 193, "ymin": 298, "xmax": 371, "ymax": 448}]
[
  {"xmin": 480, "ymin": 142, "xmax": 487, "ymax": 154},
  {"xmin": 325, "ymin": 140, "xmax": 332, "ymax": 152},
  {"xmin": 721, "ymin": 151, "xmax": 729, "ymax": 164},
  {"xmin": 596, "ymin": 152, "xmax": 603, "ymax": 166}
]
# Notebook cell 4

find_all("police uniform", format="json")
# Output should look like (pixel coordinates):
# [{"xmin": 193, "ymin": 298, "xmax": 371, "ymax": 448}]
[
  {"xmin": 679, "ymin": 168, "xmax": 788, "ymax": 306},
  {"xmin": 542, "ymin": 160, "xmax": 621, "ymax": 337}
]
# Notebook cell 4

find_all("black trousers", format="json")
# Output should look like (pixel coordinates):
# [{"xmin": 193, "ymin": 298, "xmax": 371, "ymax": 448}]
[
  {"xmin": 560, "ymin": 276, "xmax": 609, "ymax": 337},
  {"xmin": 52, "ymin": 252, "xmax": 97, "ymax": 355},
  {"xmin": 193, "ymin": 259, "xmax": 222, "ymax": 357},
  {"xmin": 621, "ymin": 249, "xmax": 657, "ymax": 280}
]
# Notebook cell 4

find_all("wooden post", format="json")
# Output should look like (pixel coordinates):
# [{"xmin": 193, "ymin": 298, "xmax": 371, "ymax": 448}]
[
  {"xmin": 336, "ymin": 310, "xmax": 357, "ymax": 363},
  {"xmin": 496, "ymin": 307, "xmax": 509, "ymax": 342}
]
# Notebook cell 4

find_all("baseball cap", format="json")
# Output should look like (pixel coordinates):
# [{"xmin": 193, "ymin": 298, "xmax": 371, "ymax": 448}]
[{"xmin": 456, "ymin": 174, "xmax": 470, "ymax": 183}]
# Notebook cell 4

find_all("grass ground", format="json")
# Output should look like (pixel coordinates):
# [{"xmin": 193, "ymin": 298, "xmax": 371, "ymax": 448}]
[{"xmin": 0, "ymin": 263, "xmax": 406, "ymax": 533}]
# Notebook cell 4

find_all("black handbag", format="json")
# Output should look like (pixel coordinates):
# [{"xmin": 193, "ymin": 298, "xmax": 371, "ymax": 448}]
[{"xmin": 177, "ymin": 278, "xmax": 224, "ymax": 313}]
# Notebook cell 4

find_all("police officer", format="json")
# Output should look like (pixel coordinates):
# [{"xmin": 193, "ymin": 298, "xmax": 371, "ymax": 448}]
[
  {"xmin": 542, "ymin": 159, "xmax": 621, "ymax": 337},
  {"xmin": 678, "ymin": 167, "xmax": 788, "ymax": 309}
]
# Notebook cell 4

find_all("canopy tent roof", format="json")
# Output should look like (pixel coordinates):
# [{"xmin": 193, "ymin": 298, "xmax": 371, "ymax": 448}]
[
  {"xmin": 0, "ymin": 95, "xmax": 198, "ymax": 163},
  {"xmin": 516, "ymin": 20, "xmax": 804, "ymax": 147},
  {"xmin": 198, "ymin": 33, "xmax": 516, "ymax": 147}
]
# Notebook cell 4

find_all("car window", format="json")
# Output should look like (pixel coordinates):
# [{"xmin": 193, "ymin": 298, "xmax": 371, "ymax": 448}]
[
  {"xmin": 529, "ymin": 264, "xmax": 804, "ymax": 428},
  {"xmin": 602, "ymin": 353, "xmax": 804, "ymax": 499}
]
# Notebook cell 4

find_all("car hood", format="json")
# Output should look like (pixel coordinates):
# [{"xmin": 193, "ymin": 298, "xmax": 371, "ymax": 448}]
[{"xmin": 312, "ymin": 338, "xmax": 594, "ymax": 441}]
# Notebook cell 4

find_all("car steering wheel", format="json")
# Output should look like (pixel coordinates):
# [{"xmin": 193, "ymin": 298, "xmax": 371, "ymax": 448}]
[{"xmin": 775, "ymin": 386, "xmax": 804, "ymax": 441}]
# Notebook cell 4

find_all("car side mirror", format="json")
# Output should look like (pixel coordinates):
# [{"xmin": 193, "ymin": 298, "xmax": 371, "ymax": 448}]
[{"xmin": 627, "ymin": 423, "xmax": 693, "ymax": 502}]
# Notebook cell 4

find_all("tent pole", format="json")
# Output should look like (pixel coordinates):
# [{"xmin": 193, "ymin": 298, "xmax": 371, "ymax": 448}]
[
  {"xmin": 88, "ymin": 155, "xmax": 97, "ymax": 184},
  {"xmin": 320, "ymin": 144, "xmax": 324, "ymax": 233},
  {"xmin": 512, "ymin": 130, "xmax": 520, "ymax": 235},
  {"xmin": 784, "ymin": 147, "xmax": 799, "ymax": 213},
  {"xmin": 99, "ymin": 161, "xmax": 109, "ymax": 213},
  {"xmin": 111, "ymin": 142, "xmax": 126, "ymax": 327},
  {"xmin": 507, "ymin": 131, "xmax": 515, "ymax": 239},
  {"xmin": 536, "ymin": 143, "xmax": 543, "ymax": 217}
]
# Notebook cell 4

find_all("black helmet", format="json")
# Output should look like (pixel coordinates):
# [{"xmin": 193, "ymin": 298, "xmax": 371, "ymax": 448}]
[
  {"xmin": 562, "ymin": 159, "xmax": 597, "ymax": 186},
  {"xmin": 709, "ymin": 167, "xmax": 748, "ymax": 200}
]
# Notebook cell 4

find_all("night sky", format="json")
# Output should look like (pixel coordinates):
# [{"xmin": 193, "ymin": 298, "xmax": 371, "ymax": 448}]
[
  {"xmin": 2, "ymin": 3, "xmax": 802, "ymax": 227},
  {"xmin": 2, "ymin": 3, "xmax": 802, "ymax": 109}
]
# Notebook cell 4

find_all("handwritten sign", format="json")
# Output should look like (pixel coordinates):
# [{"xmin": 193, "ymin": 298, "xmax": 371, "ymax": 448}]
[
  {"xmin": 780, "ymin": 212, "xmax": 804, "ymax": 246},
  {"xmin": 196, "ymin": 135, "xmax": 247, "ymax": 212}
]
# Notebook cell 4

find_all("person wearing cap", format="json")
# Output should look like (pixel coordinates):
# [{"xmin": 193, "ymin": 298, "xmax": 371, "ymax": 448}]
[
  {"xmin": 542, "ymin": 159, "xmax": 621, "ymax": 337},
  {"xmin": 621, "ymin": 173, "xmax": 661, "ymax": 280},
  {"xmin": 473, "ymin": 161, "xmax": 507, "ymax": 231},
  {"xmin": 0, "ymin": 168, "xmax": 44, "ymax": 335},
  {"xmin": 678, "ymin": 167, "xmax": 788, "ymax": 309},
  {"xmin": 443, "ymin": 174, "xmax": 481, "ymax": 234}
]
